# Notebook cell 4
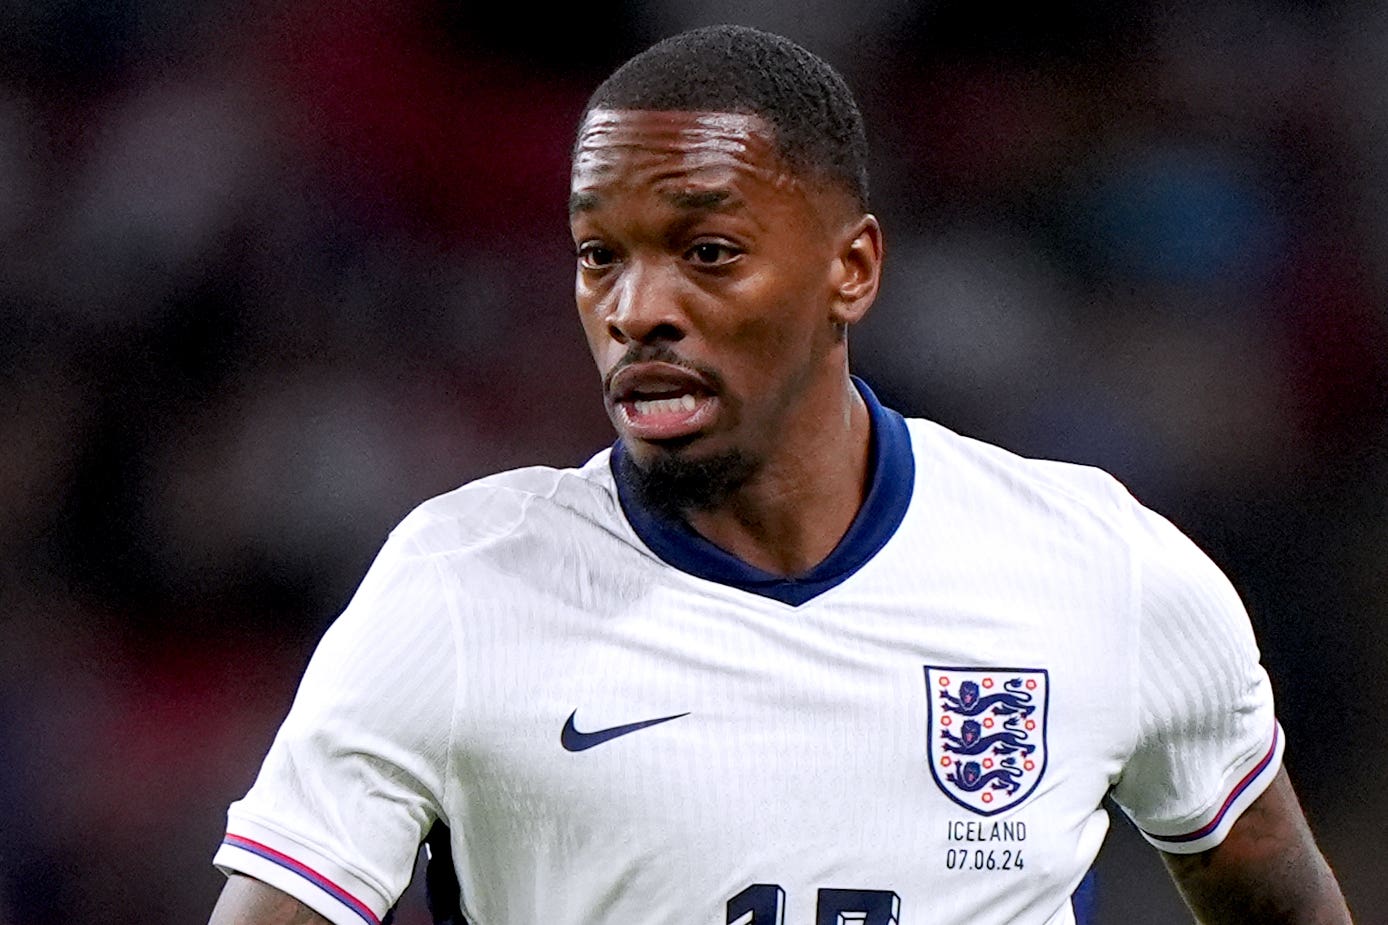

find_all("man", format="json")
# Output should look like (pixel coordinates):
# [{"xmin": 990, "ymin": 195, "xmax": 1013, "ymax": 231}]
[{"xmin": 209, "ymin": 26, "xmax": 1351, "ymax": 925}]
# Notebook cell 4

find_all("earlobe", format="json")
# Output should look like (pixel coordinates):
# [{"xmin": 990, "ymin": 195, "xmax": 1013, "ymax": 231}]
[{"xmin": 829, "ymin": 214, "xmax": 883, "ymax": 328}]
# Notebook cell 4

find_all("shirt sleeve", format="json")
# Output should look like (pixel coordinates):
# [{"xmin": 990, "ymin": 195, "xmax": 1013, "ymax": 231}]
[
  {"xmin": 213, "ymin": 526, "xmax": 458, "ymax": 925},
  {"xmin": 1109, "ymin": 497, "xmax": 1283, "ymax": 855}
]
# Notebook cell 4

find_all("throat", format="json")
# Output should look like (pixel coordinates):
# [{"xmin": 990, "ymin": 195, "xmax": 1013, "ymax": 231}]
[
  {"xmin": 683, "ymin": 476, "xmax": 865, "ymax": 577},
  {"xmin": 617, "ymin": 375, "xmax": 877, "ymax": 579}
]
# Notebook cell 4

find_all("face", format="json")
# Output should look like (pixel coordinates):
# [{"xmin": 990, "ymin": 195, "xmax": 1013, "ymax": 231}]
[{"xmin": 569, "ymin": 109, "xmax": 873, "ymax": 494}]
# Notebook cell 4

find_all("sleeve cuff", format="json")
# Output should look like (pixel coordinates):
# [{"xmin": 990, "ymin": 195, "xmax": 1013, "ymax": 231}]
[
  {"xmin": 1136, "ymin": 722, "xmax": 1284, "ymax": 855},
  {"xmin": 214, "ymin": 820, "xmax": 391, "ymax": 925}
]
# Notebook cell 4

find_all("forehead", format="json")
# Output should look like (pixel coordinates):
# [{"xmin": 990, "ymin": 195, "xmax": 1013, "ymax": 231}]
[{"xmin": 570, "ymin": 109, "xmax": 798, "ymax": 210}]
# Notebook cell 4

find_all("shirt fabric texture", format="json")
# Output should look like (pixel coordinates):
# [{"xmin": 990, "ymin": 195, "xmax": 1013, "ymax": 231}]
[{"xmin": 215, "ymin": 381, "xmax": 1281, "ymax": 925}]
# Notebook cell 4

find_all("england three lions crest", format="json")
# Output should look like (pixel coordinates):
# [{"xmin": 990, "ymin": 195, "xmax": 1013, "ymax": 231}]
[{"xmin": 924, "ymin": 666, "xmax": 1049, "ymax": 816}]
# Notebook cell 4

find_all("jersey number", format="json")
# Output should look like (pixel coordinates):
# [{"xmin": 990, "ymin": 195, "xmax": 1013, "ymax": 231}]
[{"xmin": 727, "ymin": 884, "xmax": 901, "ymax": 925}]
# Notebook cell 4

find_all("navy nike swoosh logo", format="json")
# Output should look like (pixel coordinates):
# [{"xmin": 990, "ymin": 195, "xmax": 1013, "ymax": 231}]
[{"xmin": 560, "ymin": 709, "xmax": 690, "ymax": 752}]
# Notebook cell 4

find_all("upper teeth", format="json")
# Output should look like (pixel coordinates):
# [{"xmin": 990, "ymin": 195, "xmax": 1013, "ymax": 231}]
[{"xmin": 634, "ymin": 394, "xmax": 697, "ymax": 415}]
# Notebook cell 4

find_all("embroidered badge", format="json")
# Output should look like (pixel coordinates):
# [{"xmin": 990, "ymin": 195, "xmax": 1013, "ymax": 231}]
[{"xmin": 925, "ymin": 666, "xmax": 1049, "ymax": 816}]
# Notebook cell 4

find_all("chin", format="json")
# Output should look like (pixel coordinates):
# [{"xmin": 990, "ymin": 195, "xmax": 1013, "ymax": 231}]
[
  {"xmin": 621, "ymin": 430, "xmax": 704, "ymax": 462},
  {"xmin": 620, "ymin": 439, "xmax": 758, "ymax": 517}
]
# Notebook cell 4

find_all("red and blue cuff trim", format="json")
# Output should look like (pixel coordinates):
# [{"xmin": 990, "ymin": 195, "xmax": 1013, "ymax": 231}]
[
  {"xmin": 222, "ymin": 834, "xmax": 381, "ymax": 925},
  {"xmin": 1141, "ymin": 724, "xmax": 1280, "ymax": 848}
]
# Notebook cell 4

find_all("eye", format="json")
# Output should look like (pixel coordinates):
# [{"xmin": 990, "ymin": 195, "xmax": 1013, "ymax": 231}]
[
  {"xmin": 686, "ymin": 241, "xmax": 741, "ymax": 266},
  {"xmin": 577, "ymin": 242, "xmax": 618, "ymax": 269}
]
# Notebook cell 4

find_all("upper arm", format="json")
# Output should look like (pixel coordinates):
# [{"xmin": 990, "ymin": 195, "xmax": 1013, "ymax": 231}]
[
  {"xmin": 1109, "ymin": 499, "xmax": 1351, "ymax": 921},
  {"xmin": 1161, "ymin": 766, "xmax": 1352, "ymax": 925},
  {"xmin": 1110, "ymin": 499, "xmax": 1282, "ymax": 850},
  {"xmin": 213, "ymin": 529, "xmax": 460, "ymax": 922},
  {"xmin": 209, "ymin": 874, "xmax": 335, "ymax": 925}
]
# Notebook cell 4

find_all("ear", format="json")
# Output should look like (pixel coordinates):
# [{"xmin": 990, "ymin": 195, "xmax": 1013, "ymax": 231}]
[{"xmin": 828, "ymin": 214, "xmax": 883, "ymax": 329}]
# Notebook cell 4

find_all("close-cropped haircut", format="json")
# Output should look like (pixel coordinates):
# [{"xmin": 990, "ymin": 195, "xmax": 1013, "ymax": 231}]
[{"xmin": 580, "ymin": 25, "xmax": 870, "ymax": 211}]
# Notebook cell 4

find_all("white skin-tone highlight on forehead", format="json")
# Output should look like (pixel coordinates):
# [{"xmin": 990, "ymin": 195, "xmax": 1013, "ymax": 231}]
[
  {"xmin": 571, "ymin": 109, "xmax": 805, "ymax": 207},
  {"xmin": 568, "ymin": 109, "xmax": 863, "ymax": 244}
]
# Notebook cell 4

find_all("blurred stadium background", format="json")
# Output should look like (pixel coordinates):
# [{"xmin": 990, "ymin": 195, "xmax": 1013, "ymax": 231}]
[{"xmin": 1, "ymin": 1, "xmax": 1383, "ymax": 922}]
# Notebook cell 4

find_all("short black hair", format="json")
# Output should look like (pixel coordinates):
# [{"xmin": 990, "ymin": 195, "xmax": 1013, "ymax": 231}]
[{"xmin": 580, "ymin": 25, "xmax": 870, "ymax": 210}]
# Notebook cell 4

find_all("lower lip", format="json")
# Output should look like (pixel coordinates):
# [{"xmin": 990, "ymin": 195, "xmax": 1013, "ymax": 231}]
[{"xmin": 616, "ymin": 394, "xmax": 719, "ymax": 442}]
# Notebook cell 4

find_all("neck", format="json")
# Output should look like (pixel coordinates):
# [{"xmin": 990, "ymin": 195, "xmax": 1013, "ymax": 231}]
[{"xmin": 682, "ymin": 375, "xmax": 872, "ymax": 576}]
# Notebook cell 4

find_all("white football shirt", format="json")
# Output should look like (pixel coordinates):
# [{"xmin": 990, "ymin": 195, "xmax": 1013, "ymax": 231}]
[{"xmin": 215, "ymin": 379, "xmax": 1281, "ymax": 925}]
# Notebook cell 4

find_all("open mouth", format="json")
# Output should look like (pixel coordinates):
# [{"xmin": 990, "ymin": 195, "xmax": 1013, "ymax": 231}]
[
  {"xmin": 607, "ymin": 362, "xmax": 720, "ymax": 443},
  {"xmin": 630, "ymin": 393, "xmax": 699, "ymax": 416},
  {"xmin": 618, "ymin": 389, "xmax": 718, "ymax": 441}
]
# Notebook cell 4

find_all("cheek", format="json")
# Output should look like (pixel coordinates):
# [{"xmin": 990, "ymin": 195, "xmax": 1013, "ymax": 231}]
[
  {"xmin": 575, "ymin": 306, "xmax": 602, "ymax": 352},
  {"xmin": 721, "ymin": 269, "xmax": 829, "ymax": 363},
  {"xmin": 574, "ymin": 284, "xmax": 610, "ymax": 358},
  {"xmin": 739, "ymin": 312, "xmax": 809, "ymax": 367},
  {"xmin": 706, "ymin": 299, "xmax": 824, "ymax": 410}
]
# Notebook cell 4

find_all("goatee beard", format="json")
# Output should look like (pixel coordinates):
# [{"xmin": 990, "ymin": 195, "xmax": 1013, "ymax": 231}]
[{"xmin": 622, "ymin": 446, "xmax": 759, "ymax": 520}]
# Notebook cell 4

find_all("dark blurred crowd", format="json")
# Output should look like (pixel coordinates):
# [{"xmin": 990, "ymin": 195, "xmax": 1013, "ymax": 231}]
[{"xmin": 1, "ymin": 2, "xmax": 1383, "ymax": 923}]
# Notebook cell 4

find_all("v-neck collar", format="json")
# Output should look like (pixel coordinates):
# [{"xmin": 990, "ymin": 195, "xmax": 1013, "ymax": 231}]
[{"xmin": 611, "ymin": 377, "xmax": 914, "ymax": 606}]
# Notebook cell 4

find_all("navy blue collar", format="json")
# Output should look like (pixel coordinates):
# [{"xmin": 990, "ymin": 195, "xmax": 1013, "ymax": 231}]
[{"xmin": 611, "ymin": 377, "xmax": 915, "ymax": 606}]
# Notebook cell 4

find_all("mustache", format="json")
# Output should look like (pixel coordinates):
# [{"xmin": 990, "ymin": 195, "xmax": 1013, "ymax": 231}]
[{"xmin": 602, "ymin": 345, "xmax": 724, "ymax": 395}]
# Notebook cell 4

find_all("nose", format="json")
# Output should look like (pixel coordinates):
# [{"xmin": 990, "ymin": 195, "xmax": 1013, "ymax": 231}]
[{"xmin": 605, "ymin": 260, "xmax": 686, "ymax": 346}]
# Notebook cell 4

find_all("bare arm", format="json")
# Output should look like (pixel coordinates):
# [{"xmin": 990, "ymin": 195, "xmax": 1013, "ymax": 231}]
[
  {"xmin": 209, "ymin": 874, "xmax": 334, "ymax": 925},
  {"xmin": 1162, "ymin": 767, "xmax": 1352, "ymax": 924}
]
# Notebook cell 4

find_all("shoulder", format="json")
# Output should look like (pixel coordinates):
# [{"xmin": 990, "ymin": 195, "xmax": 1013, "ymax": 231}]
[
  {"xmin": 387, "ymin": 449, "xmax": 620, "ymax": 559},
  {"xmin": 320, "ymin": 449, "xmax": 623, "ymax": 648},
  {"xmin": 903, "ymin": 417, "xmax": 1243, "ymax": 611},
  {"xmin": 903, "ymin": 416, "xmax": 1136, "ymax": 538}
]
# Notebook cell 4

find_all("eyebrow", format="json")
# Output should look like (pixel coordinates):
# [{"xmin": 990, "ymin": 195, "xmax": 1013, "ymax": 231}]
[
  {"xmin": 568, "ymin": 188, "xmax": 740, "ymax": 216},
  {"xmin": 664, "ymin": 189, "xmax": 736, "ymax": 211},
  {"xmin": 569, "ymin": 191, "xmax": 601, "ymax": 215}
]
